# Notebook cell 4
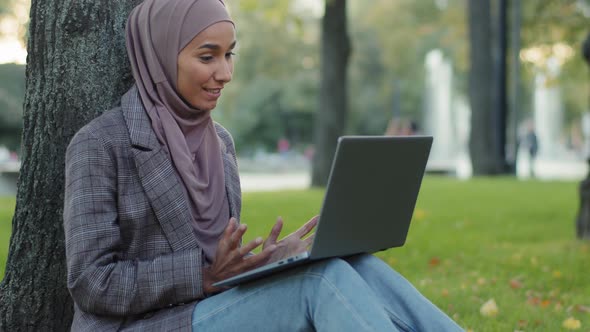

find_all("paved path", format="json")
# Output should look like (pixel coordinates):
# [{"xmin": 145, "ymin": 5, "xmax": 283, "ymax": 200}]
[{"xmin": 240, "ymin": 172, "xmax": 310, "ymax": 192}]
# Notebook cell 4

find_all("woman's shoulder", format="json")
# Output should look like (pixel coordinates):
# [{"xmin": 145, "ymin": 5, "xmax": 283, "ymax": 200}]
[
  {"xmin": 213, "ymin": 121, "xmax": 235, "ymax": 149},
  {"xmin": 69, "ymin": 107, "xmax": 129, "ymax": 148}
]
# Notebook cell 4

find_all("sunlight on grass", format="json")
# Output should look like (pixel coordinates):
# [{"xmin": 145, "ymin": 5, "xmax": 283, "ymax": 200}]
[{"xmin": 0, "ymin": 176, "xmax": 588, "ymax": 330}]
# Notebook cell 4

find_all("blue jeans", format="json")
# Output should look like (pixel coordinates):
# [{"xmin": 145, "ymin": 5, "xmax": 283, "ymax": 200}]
[{"xmin": 192, "ymin": 254, "xmax": 463, "ymax": 331}]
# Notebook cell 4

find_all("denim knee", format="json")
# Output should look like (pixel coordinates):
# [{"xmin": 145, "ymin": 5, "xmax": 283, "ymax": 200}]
[{"xmin": 304, "ymin": 258, "xmax": 358, "ymax": 282}]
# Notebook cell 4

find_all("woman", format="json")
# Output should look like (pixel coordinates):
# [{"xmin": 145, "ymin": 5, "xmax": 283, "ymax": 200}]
[{"xmin": 64, "ymin": 0, "xmax": 463, "ymax": 331}]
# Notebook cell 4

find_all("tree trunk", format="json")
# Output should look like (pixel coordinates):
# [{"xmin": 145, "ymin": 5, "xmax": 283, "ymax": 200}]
[
  {"xmin": 467, "ymin": 0, "xmax": 504, "ymax": 174},
  {"xmin": 576, "ymin": 32, "xmax": 590, "ymax": 240},
  {"xmin": 0, "ymin": 0, "xmax": 141, "ymax": 330},
  {"xmin": 312, "ymin": 0, "xmax": 351, "ymax": 186}
]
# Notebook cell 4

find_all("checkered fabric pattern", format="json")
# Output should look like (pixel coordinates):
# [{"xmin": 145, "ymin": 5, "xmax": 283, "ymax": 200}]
[{"xmin": 64, "ymin": 87, "xmax": 241, "ymax": 331}]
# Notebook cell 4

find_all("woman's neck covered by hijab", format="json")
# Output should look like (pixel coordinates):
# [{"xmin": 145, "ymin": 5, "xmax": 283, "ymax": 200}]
[{"xmin": 125, "ymin": 0, "xmax": 234, "ymax": 263}]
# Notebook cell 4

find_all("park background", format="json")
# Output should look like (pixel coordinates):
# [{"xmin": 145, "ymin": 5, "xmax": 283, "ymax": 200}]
[{"xmin": 0, "ymin": 0, "xmax": 589, "ymax": 330}]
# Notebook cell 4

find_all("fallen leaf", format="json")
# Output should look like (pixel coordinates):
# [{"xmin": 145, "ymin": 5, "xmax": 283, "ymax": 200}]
[
  {"xmin": 541, "ymin": 299, "xmax": 551, "ymax": 308},
  {"xmin": 428, "ymin": 257, "xmax": 440, "ymax": 267},
  {"xmin": 510, "ymin": 278, "xmax": 523, "ymax": 289},
  {"xmin": 477, "ymin": 277, "xmax": 486, "ymax": 286},
  {"xmin": 552, "ymin": 270, "xmax": 562, "ymax": 279},
  {"xmin": 562, "ymin": 317, "xmax": 581, "ymax": 330},
  {"xmin": 441, "ymin": 289, "xmax": 449, "ymax": 297},
  {"xmin": 574, "ymin": 304, "xmax": 590, "ymax": 314},
  {"xmin": 480, "ymin": 298, "xmax": 499, "ymax": 317},
  {"xmin": 527, "ymin": 296, "xmax": 541, "ymax": 306},
  {"xmin": 414, "ymin": 209, "xmax": 426, "ymax": 220}
]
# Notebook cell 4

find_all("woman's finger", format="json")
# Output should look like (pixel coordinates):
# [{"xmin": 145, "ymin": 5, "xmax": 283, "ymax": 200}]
[
  {"xmin": 229, "ymin": 223, "xmax": 247, "ymax": 248},
  {"xmin": 295, "ymin": 215, "xmax": 319, "ymax": 237},
  {"xmin": 217, "ymin": 218, "xmax": 237, "ymax": 250},
  {"xmin": 263, "ymin": 217, "xmax": 283, "ymax": 248},
  {"xmin": 239, "ymin": 236, "xmax": 264, "ymax": 256}
]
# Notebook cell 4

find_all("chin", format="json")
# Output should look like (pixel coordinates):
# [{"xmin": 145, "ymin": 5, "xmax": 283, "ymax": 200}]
[{"xmin": 190, "ymin": 101, "xmax": 217, "ymax": 112}]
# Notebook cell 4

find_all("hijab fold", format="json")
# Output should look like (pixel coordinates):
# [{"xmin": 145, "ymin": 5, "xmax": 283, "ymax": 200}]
[{"xmin": 126, "ymin": 0, "xmax": 234, "ymax": 263}]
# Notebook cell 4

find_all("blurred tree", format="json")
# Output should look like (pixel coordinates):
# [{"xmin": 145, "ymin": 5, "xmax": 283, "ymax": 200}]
[
  {"xmin": 520, "ymin": 0, "xmax": 589, "ymax": 122},
  {"xmin": 312, "ymin": 0, "xmax": 351, "ymax": 186},
  {"xmin": 216, "ymin": 0, "xmax": 320, "ymax": 151},
  {"xmin": 467, "ymin": 0, "xmax": 505, "ymax": 174},
  {"xmin": 0, "ymin": 0, "xmax": 140, "ymax": 329},
  {"xmin": 576, "ymin": 31, "xmax": 590, "ymax": 240},
  {"xmin": 348, "ymin": 0, "xmax": 467, "ymax": 135},
  {"xmin": 0, "ymin": 64, "xmax": 25, "ymax": 151}
]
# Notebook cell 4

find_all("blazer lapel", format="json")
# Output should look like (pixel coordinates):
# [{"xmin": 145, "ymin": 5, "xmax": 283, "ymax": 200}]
[{"xmin": 121, "ymin": 87, "xmax": 198, "ymax": 252}]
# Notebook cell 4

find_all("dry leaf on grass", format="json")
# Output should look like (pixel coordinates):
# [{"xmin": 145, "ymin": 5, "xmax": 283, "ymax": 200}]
[
  {"xmin": 562, "ymin": 317, "xmax": 581, "ymax": 330},
  {"xmin": 480, "ymin": 298, "xmax": 499, "ymax": 317}
]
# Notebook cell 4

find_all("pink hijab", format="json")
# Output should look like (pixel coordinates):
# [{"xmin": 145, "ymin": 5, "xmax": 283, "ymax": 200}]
[{"xmin": 125, "ymin": 0, "xmax": 234, "ymax": 263}]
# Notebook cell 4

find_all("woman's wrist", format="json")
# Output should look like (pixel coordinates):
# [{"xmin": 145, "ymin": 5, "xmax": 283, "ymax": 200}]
[{"xmin": 202, "ymin": 266, "xmax": 220, "ymax": 297}]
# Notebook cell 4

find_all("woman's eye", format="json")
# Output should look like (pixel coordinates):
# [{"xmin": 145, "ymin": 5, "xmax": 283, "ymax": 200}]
[
  {"xmin": 225, "ymin": 52, "xmax": 236, "ymax": 58},
  {"xmin": 199, "ymin": 55, "xmax": 213, "ymax": 62}
]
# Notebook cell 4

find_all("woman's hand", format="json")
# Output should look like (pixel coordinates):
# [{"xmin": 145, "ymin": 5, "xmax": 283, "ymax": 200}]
[
  {"xmin": 202, "ymin": 218, "xmax": 277, "ymax": 295},
  {"xmin": 262, "ymin": 215, "xmax": 319, "ymax": 264}
]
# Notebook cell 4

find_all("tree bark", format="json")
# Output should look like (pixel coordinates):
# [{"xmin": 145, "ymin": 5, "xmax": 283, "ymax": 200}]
[
  {"xmin": 467, "ymin": 0, "xmax": 504, "ymax": 174},
  {"xmin": 312, "ymin": 0, "xmax": 351, "ymax": 186},
  {"xmin": 0, "ymin": 0, "xmax": 141, "ymax": 330}
]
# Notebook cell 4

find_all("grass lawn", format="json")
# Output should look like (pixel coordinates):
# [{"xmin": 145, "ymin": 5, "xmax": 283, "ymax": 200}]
[
  {"xmin": 1, "ymin": 176, "xmax": 589, "ymax": 330},
  {"xmin": 0, "ymin": 196, "xmax": 14, "ymax": 279}
]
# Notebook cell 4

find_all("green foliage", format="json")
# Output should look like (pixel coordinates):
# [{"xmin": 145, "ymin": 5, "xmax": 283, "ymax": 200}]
[
  {"xmin": 1, "ymin": 0, "xmax": 589, "ymax": 152},
  {"xmin": 520, "ymin": 0, "xmax": 590, "ymax": 121},
  {"xmin": 215, "ymin": 1, "xmax": 320, "ymax": 151},
  {"xmin": 347, "ymin": 0, "xmax": 467, "ymax": 135},
  {"xmin": 0, "ymin": 0, "xmax": 10, "ymax": 15}
]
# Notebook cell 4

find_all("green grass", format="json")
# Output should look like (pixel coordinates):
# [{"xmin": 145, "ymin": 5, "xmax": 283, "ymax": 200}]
[
  {"xmin": 0, "ymin": 196, "xmax": 14, "ymax": 278},
  {"xmin": 1, "ymin": 176, "xmax": 589, "ymax": 330},
  {"xmin": 240, "ymin": 176, "xmax": 590, "ymax": 331}
]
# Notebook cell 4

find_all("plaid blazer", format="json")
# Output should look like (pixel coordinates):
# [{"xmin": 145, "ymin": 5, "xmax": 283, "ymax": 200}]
[{"xmin": 64, "ymin": 86, "xmax": 241, "ymax": 331}]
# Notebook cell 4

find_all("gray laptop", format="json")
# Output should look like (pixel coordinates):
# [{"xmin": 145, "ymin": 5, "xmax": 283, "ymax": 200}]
[{"xmin": 213, "ymin": 135, "xmax": 433, "ymax": 288}]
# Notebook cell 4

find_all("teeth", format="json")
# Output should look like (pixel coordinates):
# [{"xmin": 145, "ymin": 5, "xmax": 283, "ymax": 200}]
[{"xmin": 206, "ymin": 88, "xmax": 220, "ymax": 93}]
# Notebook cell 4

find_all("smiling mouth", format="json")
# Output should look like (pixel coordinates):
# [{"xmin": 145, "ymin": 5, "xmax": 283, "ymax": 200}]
[{"xmin": 204, "ymin": 88, "xmax": 221, "ymax": 94}]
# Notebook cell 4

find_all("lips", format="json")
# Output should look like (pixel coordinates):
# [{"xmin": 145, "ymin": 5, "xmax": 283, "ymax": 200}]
[
  {"xmin": 203, "ymin": 87, "xmax": 222, "ymax": 100},
  {"xmin": 204, "ymin": 88, "xmax": 222, "ymax": 94}
]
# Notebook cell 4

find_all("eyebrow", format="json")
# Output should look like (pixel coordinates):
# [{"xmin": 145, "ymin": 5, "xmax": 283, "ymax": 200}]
[{"xmin": 198, "ymin": 41, "xmax": 237, "ymax": 51}]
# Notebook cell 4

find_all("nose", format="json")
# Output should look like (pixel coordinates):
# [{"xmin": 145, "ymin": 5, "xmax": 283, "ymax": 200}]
[{"xmin": 215, "ymin": 58, "xmax": 233, "ymax": 83}]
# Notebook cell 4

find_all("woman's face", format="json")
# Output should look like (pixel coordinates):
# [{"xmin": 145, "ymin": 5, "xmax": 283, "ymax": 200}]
[{"xmin": 177, "ymin": 21, "xmax": 236, "ymax": 111}]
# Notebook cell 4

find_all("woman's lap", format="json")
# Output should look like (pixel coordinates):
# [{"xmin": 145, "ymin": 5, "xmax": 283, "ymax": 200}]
[{"xmin": 192, "ymin": 255, "xmax": 463, "ymax": 332}]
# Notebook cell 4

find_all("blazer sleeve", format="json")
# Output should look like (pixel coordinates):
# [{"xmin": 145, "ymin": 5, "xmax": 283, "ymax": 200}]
[{"xmin": 64, "ymin": 129, "xmax": 204, "ymax": 317}]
